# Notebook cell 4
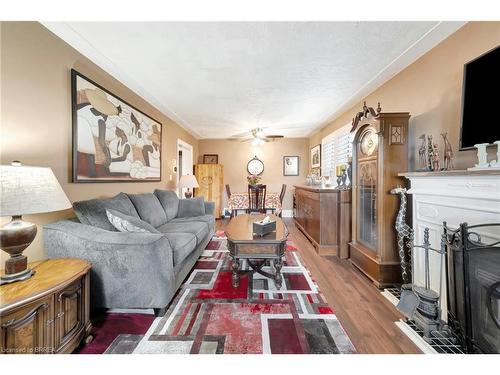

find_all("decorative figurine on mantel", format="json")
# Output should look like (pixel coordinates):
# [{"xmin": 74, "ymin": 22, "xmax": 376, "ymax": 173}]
[
  {"xmin": 432, "ymin": 143, "xmax": 440, "ymax": 171},
  {"xmin": 441, "ymin": 132, "xmax": 454, "ymax": 170},
  {"xmin": 427, "ymin": 135, "xmax": 434, "ymax": 171},
  {"xmin": 417, "ymin": 134, "xmax": 427, "ymax": 171}
]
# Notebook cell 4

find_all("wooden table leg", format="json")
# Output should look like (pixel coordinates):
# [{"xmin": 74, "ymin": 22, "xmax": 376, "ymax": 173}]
[{"xmin": 231, "ymin": 257, "xmax": 240, "ymax": 288}]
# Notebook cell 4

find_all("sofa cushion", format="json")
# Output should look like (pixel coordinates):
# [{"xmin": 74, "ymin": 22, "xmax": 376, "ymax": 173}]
[
  {"xmin": 177, "ymin": 197, "xmax": 205, "ymax": 218},
  {"xmin": 169, "ymin": 215, "xmax": 215, "ymax": 234},
  {"xmin": 106, "ymin": 209, "xmax": 160, "ymax": 234},
  {"xmin": 157, "ymin": 221, "xmax": 209, "ymax": 246},
  {"xmin": 73, "ymin": 193, "xmax": 139, "ymax": 231},
  {"xmin": 161, "ymin": 232, "xmax": 197, "ymax": 266},
  {"xmin": 127, "ymin": 193, "xmax": 168, "ymax": 227},
  {"xmin": 154, "ymin": 189, "xmax": 180, "ymax": 221}
]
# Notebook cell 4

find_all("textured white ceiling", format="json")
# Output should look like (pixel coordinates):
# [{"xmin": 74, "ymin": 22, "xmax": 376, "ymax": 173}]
[{"xmin": 44, "ymin": 22, "xmax": 464, "ymax": 138}]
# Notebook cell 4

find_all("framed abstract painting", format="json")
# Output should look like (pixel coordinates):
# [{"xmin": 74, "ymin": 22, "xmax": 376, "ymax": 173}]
[{"xmin": 71, "ymin": 69, "xmax": 162, "ymax": 182}]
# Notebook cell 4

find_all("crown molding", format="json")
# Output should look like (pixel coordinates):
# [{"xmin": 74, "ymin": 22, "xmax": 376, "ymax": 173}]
[{"xmin": 43, "ymin": 21, "xmax": 466, "ymax": 140}]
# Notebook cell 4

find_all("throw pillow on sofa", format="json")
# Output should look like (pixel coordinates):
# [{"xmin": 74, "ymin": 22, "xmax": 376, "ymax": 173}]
[
  {"xmin": 106, "ymin": 209, "xmax": 160, "ymax": 233},
  {"xmin": 177, "ymin": 197, "xmax": 206, "ymax": 218}
]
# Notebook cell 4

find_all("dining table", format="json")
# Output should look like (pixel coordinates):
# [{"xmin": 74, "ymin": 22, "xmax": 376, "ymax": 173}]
[{"xmin": 227, "ymin": 192, "xmax": 282, "ymax": 216}]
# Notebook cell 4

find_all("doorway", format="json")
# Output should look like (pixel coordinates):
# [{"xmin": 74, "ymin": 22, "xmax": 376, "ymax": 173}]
[{"xmin": 177, "ymin": 139, "xmax": 194, "ymax": 197}]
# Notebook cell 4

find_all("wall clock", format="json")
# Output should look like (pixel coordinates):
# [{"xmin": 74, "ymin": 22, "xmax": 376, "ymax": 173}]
[{"xmin": 247, "ymin": 156, "xmax": 264, "ymax": 175}]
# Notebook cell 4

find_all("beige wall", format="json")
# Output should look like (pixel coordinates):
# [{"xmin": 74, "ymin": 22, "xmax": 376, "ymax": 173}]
[
  {"xmin": 0, "ymin": 22, "xmax": 198, "ymax": 263},
  {"xmin": 3, "ymin": 21, "xmax": 499, "ymax": 264},
  {"xmin": 198, "ymin": 138, "xmax": 309, "ymax": 212},
  {"xmin": 309, "ymin": 22, "xmax": 500, "ymax": 171}
]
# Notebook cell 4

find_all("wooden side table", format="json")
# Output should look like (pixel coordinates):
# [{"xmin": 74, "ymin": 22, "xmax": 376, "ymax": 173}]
[{"xmin": 0, "ymin": 258, "xmax": 92, "ymax": 354}]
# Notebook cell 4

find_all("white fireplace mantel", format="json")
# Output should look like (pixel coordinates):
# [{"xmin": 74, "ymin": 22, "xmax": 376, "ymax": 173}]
[{"xmin": 400, "ymin": 170, "xmax": 500, "ymax": 320}]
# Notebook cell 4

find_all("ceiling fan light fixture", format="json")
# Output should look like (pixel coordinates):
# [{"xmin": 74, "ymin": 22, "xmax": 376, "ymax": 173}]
[{"xmin": 251, "ymin": 138, "xmax": 260, "ymax": 146}]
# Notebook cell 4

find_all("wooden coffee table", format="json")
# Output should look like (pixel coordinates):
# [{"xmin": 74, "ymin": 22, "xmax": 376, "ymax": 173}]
[{"xmin": 225, "ymin": 214, "xmax": 288, "ymax": 289}]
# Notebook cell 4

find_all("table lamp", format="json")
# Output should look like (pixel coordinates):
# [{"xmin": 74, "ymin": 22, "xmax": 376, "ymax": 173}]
[
  {"xmin": 178, "ymin": 174, "xmax": 199, "ymax": 198},
  {"xmin": 0, "ymin": 162, "xmax": 71, "ymax": 284}
]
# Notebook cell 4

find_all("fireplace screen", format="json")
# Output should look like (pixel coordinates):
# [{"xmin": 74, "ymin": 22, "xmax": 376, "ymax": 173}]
[
  {"xmin": 467, "ymin": 248, "xmax": 500, "ymax": 352},
  {"xmin": 446, "ymin": 223, "xmax": 500, "ymax": 353}
]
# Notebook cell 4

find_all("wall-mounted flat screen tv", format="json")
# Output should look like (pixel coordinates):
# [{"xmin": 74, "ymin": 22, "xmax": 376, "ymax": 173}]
[{"xmin": 460, "ymin": 45, "xmax": 500, "ymax": 150}]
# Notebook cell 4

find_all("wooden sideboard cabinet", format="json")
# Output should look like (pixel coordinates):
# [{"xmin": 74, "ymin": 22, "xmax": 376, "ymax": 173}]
[
  {"xmin": 0, "ymin": 258, "xmax": 91, "ymax": 354},
  {"xmin": 293, "ymin": 185, "xmax": 351, "ymax": 257}
]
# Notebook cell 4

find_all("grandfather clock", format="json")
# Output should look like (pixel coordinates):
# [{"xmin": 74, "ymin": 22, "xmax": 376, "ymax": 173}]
[{"xmin": 349, "ymin": 102, "xmax": 410, "ymax": 287}]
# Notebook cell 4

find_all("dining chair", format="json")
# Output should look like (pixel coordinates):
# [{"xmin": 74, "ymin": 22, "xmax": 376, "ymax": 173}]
[
  {"xmin": 247, "ymin": 184, "xmax": 267, "ymax": 214},
  {"xmin": 225, "ymin": 184, "xmax": 236, "ymax": 218},
  {"xmin": 278, "ymin": 184, "xmax": 287, "ymax": 217}
]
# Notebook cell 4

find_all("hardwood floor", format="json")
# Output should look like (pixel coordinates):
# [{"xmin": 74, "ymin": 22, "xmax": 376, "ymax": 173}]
[{"xmin": 216, "ymin": 217, "xmax": 421, "ymax": 354}]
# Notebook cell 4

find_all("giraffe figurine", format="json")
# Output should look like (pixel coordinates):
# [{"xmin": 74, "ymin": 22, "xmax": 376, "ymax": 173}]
[
  {"xmin": 418, "ymin": 134, "xmax": 427, "ymax": 170},
  {"xmin": 427, "ymin": 135, "xmax": 434, "ymax": 171},
  {"xmin": 390, "ymin": 186, "xmax": 413, "ymax": 285},
  {"xmin": 441, "ymin": 132, "xmax": 454, "ymax": 170}
]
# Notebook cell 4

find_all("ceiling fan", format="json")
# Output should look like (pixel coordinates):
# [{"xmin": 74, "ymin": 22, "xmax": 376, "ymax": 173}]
[{"xmin": 228, "ymin": 128, "xmax": 284, "ymax": 145}]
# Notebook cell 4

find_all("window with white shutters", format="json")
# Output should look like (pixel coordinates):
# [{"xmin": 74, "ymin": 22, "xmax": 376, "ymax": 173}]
[{"xmin": 321, "ymin": 123, "xmax": 352, "ymax": 177}]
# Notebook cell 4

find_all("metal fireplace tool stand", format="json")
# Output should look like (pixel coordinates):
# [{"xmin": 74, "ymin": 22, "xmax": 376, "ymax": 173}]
[{"xmin": 397, "ymin": 227, "xmax": 448, "ymax": 343}]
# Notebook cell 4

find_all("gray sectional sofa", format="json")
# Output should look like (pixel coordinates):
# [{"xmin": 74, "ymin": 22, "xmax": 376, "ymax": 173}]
[{"xmin": 43, "ymin": 189, "xmax": 215, "ymax": 316}]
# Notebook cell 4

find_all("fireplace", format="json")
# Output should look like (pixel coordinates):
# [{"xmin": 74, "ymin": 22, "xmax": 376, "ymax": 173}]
[{"xmin": 445, "ymin": 222, "xmax": 500, "ymax": 353}]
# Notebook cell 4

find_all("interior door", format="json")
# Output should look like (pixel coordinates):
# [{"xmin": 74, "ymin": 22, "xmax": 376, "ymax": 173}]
[{"xmin": 177, "ymin": 139, "xmax": 194, "ymax": 197}]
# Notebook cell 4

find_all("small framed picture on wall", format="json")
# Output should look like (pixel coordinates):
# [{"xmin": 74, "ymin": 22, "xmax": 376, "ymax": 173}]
[
  {"xmin": 310, "ymin": 144, "xmax": 321, "ymax": 169},
  {"xmin": 203, "ymin": 154, "xmax": 218, "ymax": 164},
  {"xmin": 283, "ymin": 156, "xmax": 299, "ymax": 176}
]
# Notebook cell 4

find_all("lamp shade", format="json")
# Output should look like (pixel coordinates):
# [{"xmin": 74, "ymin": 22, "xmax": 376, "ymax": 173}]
[
  {"xmin": 178, "ymin": 174, "xmax": 199, "ymax": 189},
  {"xmin": 0, "ymin": 163, "xmax": 72, "ymax": 216}
]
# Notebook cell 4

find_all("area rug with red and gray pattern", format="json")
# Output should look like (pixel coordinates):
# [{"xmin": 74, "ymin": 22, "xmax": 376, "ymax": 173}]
[{"xmin": 80, "ymin": 231, "xmax": 356, "ymax": 354}]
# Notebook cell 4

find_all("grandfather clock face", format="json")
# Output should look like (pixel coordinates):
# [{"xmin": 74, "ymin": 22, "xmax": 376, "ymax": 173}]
[{"xmin": 359, "ymin": 129, "xmax": 378, "ymax": 157}]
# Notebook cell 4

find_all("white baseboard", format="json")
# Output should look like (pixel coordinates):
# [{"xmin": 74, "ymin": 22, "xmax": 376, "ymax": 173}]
[
  {"xmin": 380, "ymin": 290, "xmax": 399, "ymax": 307},
  {"xmin": 395, "ymin": 320, "xmax": 437, "ymax": 354}
]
